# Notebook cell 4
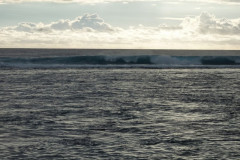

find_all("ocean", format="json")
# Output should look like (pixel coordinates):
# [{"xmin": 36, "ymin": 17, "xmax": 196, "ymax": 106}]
[{"xmin": 0, "ymin": 49, "xmax": 240, "ymax": 159}]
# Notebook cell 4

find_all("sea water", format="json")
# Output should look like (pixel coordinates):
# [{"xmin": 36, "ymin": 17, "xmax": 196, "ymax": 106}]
[{"xmin": 0, "ymin": 49, "xmax": 240, "ymax": 159}]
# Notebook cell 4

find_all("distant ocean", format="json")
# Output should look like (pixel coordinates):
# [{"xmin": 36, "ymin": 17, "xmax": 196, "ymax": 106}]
[
  {"xmin": 1, "ymin": 49, "xmax": 240, "ymax": 69},
  {"xmin": 1, "ymin": 49, "xmax": 240, "ymax": 159}
]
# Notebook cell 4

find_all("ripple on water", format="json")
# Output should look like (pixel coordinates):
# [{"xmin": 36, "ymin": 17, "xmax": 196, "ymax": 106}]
[{"xmin": 0, "ymin": 68, "xmax": 240, "ymax": 159}]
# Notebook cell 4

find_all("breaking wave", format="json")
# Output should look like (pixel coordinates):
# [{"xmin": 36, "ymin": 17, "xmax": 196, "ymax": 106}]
[{"xmin": 0, "ymin": 55, "xmax": 240, "ymax": 69}]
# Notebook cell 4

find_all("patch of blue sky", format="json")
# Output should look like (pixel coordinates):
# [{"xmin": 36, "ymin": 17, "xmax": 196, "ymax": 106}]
[{"xmin": 0, "ymin": 1, "xmax": 239, "ymax": 28}]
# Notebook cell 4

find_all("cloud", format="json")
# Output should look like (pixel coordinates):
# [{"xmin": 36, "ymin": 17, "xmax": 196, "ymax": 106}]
[
  {"xmin": 70, "ymin": 14, "xmax": 114, "ymax": 31},
  {"xmin": 181, "ymin": 12, "xmax": 240, "ymax": 35},
  {"xmin": 0, "ymin": 0, "xmax": 151, "ymax": 4},
  {"xmin": 6, "ymin": 14, "xmax": 116, "ymax": 32},
  {"xmin": 13, "ymin": 22, "xmax": 51, "ymax": 32},
  {"xmin": 0, "ymin": 0, "xmax": 240, "ymax": 4},
  {"xmin": 0, "ymin": 13, "xmax": 240, "ymax": 49},
  {"xmin": 179, "ymin": 0, "xmax": 240, "ymax": 4},
  {"xmin": 50, "ymin": 20, "xmax": 71, "ymax": 30},
  {"xmin": 49, "ymin": 14, "xmax": 116, "ymax": 31}
]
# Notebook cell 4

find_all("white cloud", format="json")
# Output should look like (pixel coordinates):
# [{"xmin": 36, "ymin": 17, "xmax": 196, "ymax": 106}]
[
  {"xmin": 0, "ymin": 0, "xmax": 150, "ymax": 4},
  {"xmin": 0, "ymin": 13, "xmax": 240, "ymax": 49},
  {"xmin": 0, "ymin": 0, "xmax": 240, "ymax": 4},
  {"xmin": 5, "ymin": 14, "xmax": 116, "ymax": 32},
  {"xmin": 13, "ymin": 22, "xmax": 51, "ymax": 32},
  {"xmin": 70, "ymin": 14, "xmax": 114, "ymax": 31},
  {"xmin": 50, "ymin": 20, "xmax": 71, "ymax": 30},
  {"xmin": 181, "ymin": 12, "xmax": 240, "ymax": 35}
]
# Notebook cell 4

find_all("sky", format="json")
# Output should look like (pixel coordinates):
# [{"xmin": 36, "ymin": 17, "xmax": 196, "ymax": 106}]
[{"xmin": 0, "ymin": 0, "xmax": 240, "ymax": 49}]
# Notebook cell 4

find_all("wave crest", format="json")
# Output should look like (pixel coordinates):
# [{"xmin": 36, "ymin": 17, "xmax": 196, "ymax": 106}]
[{"xmin": 0, "ymin": 55, "xmax": 239, "ymax": 68}]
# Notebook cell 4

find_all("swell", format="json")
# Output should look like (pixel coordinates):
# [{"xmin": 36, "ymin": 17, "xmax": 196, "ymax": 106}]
[{"xmin": 0, "ymin": 55, "xmax": 240, "ymax": 68}]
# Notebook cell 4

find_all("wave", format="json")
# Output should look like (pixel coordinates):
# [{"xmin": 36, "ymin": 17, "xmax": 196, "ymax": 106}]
[{"xmin": 1, "ymin": 55, "xmax": 240, "ymax": 69}]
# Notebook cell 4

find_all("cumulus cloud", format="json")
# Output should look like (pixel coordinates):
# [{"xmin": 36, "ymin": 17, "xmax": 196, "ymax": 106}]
[
  {"xmin": 48, "ymin": 14, "xmax": 115, "ymax": 31},
  {"xmin": 50, "ymin": 20, "xmax": 71, "ymax": 30},
  {"xmin": 181, "ymin": 12, "xmax": 240, "ymax": 35},
  {"xmin": 71, "ymin": 14, "xmax": 114, "ymax": 31},
  {"xmin": 0, "ymin": 13, "xmax": 240, "ymax": 49},
  {"xmin": 13, "ymin": 22, "xmax": 51, "ymax": 32},
  {"xmin": 6, "ymin": 14, "xmax": 115, "ymax": 32}
]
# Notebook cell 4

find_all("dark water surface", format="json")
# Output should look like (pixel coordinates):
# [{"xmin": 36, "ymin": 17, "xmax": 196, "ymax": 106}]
[{"xmin": 1, "ymin": 68, "xmax": 240, "ymax": 159}]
